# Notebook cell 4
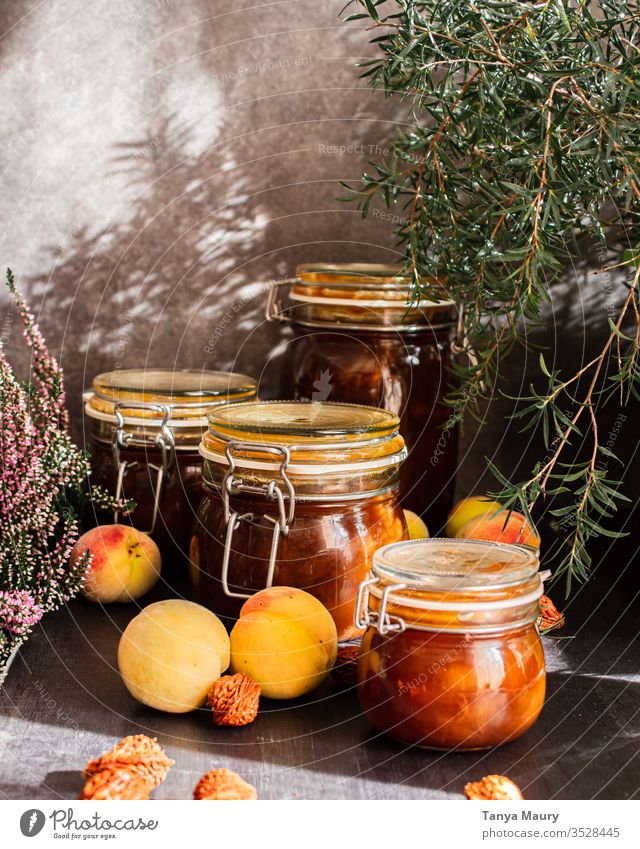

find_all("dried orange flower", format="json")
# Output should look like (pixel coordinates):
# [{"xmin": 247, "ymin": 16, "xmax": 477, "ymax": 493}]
[
  {"xmin": 208, "ymin": 674, "xmax": 261, "ymax": 727},
  {"xmin": 537, "ymin": 594, "xmax": 565, "ymax": 634},
  {"xmin": 81, "ymin": 735, "xmax": 174, "ymax": 800},
  {"xmin": 331, "ymin": 643, "xmax": 360, "ymax": 688},
  {"xmin": 464, "ymin": 775, "xmax": 523, "ymax": 800},
  {"xmin": 193, "ymin": 768, "xmax": 257, "ymax": 800}
]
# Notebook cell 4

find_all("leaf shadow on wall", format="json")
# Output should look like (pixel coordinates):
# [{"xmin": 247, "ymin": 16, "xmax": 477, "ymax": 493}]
[
  {"xmin": 27, "ymin": 115, "xmax": 281, "ymax": 440},
  {"xmin": 27, "ymin": 90, "xmax": 403, "ymax": 445}
]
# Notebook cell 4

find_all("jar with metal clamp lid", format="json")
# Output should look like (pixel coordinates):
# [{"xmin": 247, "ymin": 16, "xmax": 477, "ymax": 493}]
[
  {"xmin": 265, "ymin": 263, "xmax": 460, "ymax": 532},
  {"xmin": 189, "ymin": 400, "xmax": 408, "ymax": 639},
  {"xmin": 355, "ymin": 538, "xmax": 546, "ymax": 750},
  {"xmin": 84, "ymin": 368, "xmax": 257, "ymax": 566}
]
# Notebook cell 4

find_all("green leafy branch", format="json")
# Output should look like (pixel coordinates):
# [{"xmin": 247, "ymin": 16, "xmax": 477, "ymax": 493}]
[{"xmin": 344, "ymin": 0, "xmax": 640, "ymax": 591}]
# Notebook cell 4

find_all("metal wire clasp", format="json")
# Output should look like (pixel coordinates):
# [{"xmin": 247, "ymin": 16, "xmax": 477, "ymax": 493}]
[
  {"xmin": 111, "ymin": 402, "xmax": 175, "ymax": 534},
  {"xmin": 264, "ymin": 278, "xmax": 297, "ymax": 323},
  {"xmin": 220, "ymin": 441, "xmax": 296, "ymax": 599},
  {"xmin": 354, "ymin": 577, "xmax": 408, "ymax": 635}
]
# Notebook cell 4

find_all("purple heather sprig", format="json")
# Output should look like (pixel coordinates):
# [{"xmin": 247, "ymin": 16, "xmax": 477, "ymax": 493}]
[
  {"xmin": 0, "ymin": 268, "xmax": 123, "ymax": 680},
  {"xmin": 5, "ymin": 268, "xmax": 68, "ymax": 429},
  {"xmin": 0, "ymin": 590, "xmax": 43, "ymax": 636}
]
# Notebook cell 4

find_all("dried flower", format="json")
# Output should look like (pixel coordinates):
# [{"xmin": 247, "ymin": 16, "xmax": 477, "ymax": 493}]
[
  {"xmin": 81, "ymin": 735, "xmax": 174, "ymax": 800},
  {"xmin": 465, "ymin": 775, "xmax": 523, "ymax": 800},
  {"xmin": 537, "ymin": 595, "xmax": 565, "ymax": 635},
  {"xmin": 193, "ymin": 768, "xmax": 257, "ymax": 800},
  {"xmin": 207, "ymin": 674, "xmax": 260, "ymax": 727}
]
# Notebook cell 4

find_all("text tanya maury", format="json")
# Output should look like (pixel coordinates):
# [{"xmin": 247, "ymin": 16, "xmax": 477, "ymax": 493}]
[{"xmin": 482, "ymin": 811, "xmax": 560, "ymax": 824}]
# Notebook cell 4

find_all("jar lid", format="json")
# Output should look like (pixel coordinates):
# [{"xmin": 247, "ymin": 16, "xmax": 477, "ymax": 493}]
[
  {"xmin": 293, "ymin": 262, "xmax": 455, "ymax": 309},
  {"xmin": 200, "ymin": 400, "xmax": 407, "ymax": 473},
  {"xmin": 373, "ymin": 538, "xmax": 539, "ymax": 591},
  {"xmin": 85, "ymin": 368, "xmax": 257, "ymax": 426},
  {"xmin": 363, "ymin": 538, "xmax": 543, "ymax": 623}
]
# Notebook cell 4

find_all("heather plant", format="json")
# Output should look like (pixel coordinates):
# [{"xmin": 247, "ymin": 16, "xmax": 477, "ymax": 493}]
[{"xmin": 0, "ymin": 269, "xmax": 125, "ymax": 681}]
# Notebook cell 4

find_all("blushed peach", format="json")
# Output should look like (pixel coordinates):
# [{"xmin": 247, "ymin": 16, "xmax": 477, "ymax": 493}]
[
  {"xmin": 72, "ymin": 524, "xmax": 161, "ymax": 603},
  {"xmin": 455, "ymin": 510, "xmax": 540, "ymax": 548},
  {"xmin": 445, "ymin": 496, "xmax": 503, "ymax": 538}
]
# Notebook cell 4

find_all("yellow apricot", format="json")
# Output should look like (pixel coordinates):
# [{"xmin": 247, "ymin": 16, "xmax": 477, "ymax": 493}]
[
  {"xmin": 231, "ymin": 587, "xmax": 337, "ymax": 699},
  {"xmin": 403, "ymin": 509, "xmax": 430, "ymax": 540},
  {"xmin": 118, "ymin": 600, "xmax": 229, "ymax": 713}
]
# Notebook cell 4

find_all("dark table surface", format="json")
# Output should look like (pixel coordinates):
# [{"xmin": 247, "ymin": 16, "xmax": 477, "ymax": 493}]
[{"xmin": 1, "ymin": 560, "xmax": 639, "ymax": 801}]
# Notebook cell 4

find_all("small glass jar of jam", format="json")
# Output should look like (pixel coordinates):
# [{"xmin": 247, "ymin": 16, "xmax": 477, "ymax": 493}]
[
  {"xmin": 356, "ymin": 538, "xmax": 546, "ymax": 749},
  {"xmin": 266, "ymin": 263, "xmax": 459, "ymax": 532},
  {"xmin": 189, "ymin": 400, "xmax": 408, "ymax": 639},
  {"xmin": 84, "ymin": 369, "xmax": 257, "ymax": 566}
]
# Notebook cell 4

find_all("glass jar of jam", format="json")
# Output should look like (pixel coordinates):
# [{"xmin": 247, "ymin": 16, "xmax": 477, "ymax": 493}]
[
  {"xmin": 84, "ymin": 369, "xmax": 257, "ymax": 566},
  {"xmin": 266, "ymin": 263, "xmax": 459, "ymax": 532},
  {"xmin": 356, "ymin": 538, "xmax": 546, "ymax": 749},
  {"xmin": 189, "ymin": 400, "xmax": 408, "ymax": 639}
]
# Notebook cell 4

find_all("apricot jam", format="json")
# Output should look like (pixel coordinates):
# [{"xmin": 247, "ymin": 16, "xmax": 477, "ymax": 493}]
[
  {"xmin": 356, "ymin": 539, "xmax": 546, "ymax": 749},
  {"xmin": 266, "ymin": 263, "xmax": 459, "ymax": 531},
  {"xmin": 189, "ymin": 401, "xmax": 408, "ymax": 639},
  {"xmin": 84, "ymin": 368, "xmax": 257, "ymax": 566}
]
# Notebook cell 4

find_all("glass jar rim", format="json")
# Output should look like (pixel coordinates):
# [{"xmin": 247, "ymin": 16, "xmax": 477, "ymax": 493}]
[
  {"xmin": 373, "ymin": 538, "xmax": 540, "ymax": 592},
  {"xmin": 201, "ymin": 400, "xmax": 406, "ymax": 472},
  {"xmin": 293, "ymin": 262, "xmax": 455, "ymax": 308},
  {"xmin": 296, "ymin": 262, "xmax": 421, "ymax": 286},
  {"xmin": 359, "ymin": 539, "xmax": 543, "ymax": 634},
  {"xmin": 297, "ymin": 262, "xmax": 412, "ymax": 284},
  {"xmin": 207, "ymin": 400, "xmax": 400, "ymax": 439},
  {"xmin": 93, "ymin": 367, "xmax": 256, "ymax": 402},
  {"xmin": 85, "ymin": 368, "xmax": 257, "ymax": 425}
]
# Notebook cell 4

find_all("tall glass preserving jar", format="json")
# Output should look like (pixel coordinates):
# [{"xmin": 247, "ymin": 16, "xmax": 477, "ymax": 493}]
[
  {"xmin": 266, "ymin": 263, "xmax": 459, "ymax": 531},
  {"xmin": 84, "ymin": 368, "xmax": 257, "ymax": 565},
  {"xmin": 356, "ymin": 538, "xmax": 546, "ymax": 750},
  {"xmin": 189, "ymin": 400, "xmax": 408, "ymax": 639}
]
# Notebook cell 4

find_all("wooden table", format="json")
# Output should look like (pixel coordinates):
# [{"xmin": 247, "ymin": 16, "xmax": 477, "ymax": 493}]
[{"xmin": 1, "ymin": 572, "xmax": 639, "ymax": 800}]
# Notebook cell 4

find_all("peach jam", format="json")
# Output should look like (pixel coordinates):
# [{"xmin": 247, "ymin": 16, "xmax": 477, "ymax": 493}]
[
  {"xmin": 84, "ymin": 368, "xmax": 257, "ymax": 564},
  {"xmin": 356, "ymin": 538, "xmax": 546, "ymax": 749},
  {"xmin": 189, "ymin": 401, "xmax": 408, "ymax": 639},
  {"xmin": 265, "ymin": 263, "xmax": 459, "ymax": 532}
]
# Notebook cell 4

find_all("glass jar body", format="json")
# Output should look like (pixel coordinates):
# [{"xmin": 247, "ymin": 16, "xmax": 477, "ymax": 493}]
[
  {"xmin": 88, "ymin": 429, "xmax": 203, "ymax": 566},
  {"xmin": 190, "ymin": 487, "xmax": 407, "ymax": 640},
  {"xmin": 357, "ymin": 622, "xmax": 545, "ymax": 750},
  {"xmin": 290, "ymin": 324, "xmax": 457, "ymax": 531}
]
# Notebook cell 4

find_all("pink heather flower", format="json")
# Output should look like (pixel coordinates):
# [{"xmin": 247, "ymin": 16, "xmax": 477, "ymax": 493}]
[
  {"xmin": 5, "ymin": 268, "xmax": 68, "ymax": 429},
  {"xmin": 0, "ymin": 590, "xmax": 43, "ymax": 636},
  {"xmin": 1, "ymin": 269, "xmax": 114, "ymax": 659}
]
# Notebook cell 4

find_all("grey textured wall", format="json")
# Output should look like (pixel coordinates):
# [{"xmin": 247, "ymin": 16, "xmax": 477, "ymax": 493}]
[
  {"xmin": 0, "ymin": 0, "xmax": 635, "ymax": 502},
  {"xmin": 0, "ymin": 1, "xmax": 405, "ymax": 406}
]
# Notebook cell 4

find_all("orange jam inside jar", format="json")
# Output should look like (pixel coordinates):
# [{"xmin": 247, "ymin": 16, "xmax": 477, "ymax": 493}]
[
  {"xmin": 189, "ymin": 401, "xmax": 408, "ymax": 639},
  {"xmin": 266, "ymin": 263, "xmax": 460, "ymax": 532},
  {"xmin": 356, "ymin": 538, "xmax": 546, "ymax": 749},
  {"xmin": 84, "ymin": 369, "xmax": 257, "ymax": 566}
]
